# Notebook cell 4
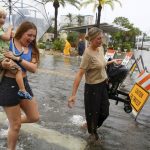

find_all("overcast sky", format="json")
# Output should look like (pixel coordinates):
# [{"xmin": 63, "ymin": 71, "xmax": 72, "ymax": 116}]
[{"xmin": 46, "ymin": 0, "xmax": 150, "ymax": 35}]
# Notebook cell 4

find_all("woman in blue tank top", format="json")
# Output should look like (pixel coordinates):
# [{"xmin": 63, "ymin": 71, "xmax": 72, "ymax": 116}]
[{"xmin": 0, "ymin": 21, "xmax": 40, "ymax": 150}]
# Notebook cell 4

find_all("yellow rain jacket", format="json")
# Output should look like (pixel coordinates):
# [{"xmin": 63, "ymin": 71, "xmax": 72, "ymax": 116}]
[{"xmin": 63, "ymin": 40, "xmax": 71, "ymax": 56}]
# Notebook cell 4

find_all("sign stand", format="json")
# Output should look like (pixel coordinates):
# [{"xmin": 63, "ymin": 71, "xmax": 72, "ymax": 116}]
[{"xmin": 121, "ymin": 52, "xmax": 133, "ymax": 66}]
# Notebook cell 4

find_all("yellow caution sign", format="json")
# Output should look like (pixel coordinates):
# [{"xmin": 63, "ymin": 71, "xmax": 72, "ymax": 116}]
[{"xmin": 129, "ymin": 83, "xmax": 149, "ymax": 112}]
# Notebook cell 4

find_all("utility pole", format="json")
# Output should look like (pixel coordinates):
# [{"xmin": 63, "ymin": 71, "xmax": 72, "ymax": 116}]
[{"xmin": 8, "ymin": 0, "xmax": 12, "ymax": 24}]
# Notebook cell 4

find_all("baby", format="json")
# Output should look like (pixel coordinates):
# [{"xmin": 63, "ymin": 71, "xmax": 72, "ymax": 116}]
[{"xmin": 0, "ymin": 6, "xmax": 32, "ymax": 100}]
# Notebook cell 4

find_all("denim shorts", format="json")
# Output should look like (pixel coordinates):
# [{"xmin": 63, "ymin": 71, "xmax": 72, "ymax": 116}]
[{"xmin": 0, "ymin": 76, "xmax": 33, "ymax": 106}]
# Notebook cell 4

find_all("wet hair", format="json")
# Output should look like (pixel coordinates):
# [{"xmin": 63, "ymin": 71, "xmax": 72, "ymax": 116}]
[
  {"xmin": 14, "ymin": 21, "xmax": 40, "ymax": 63},
  {"xmin": 85, "ymin": 27, "xmax": 103, "ymax": 41}
]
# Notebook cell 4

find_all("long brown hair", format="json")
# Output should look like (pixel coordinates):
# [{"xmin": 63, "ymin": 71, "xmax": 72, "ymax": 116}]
[{"xmin": 14, "ymin": 21, "xmax": 40, "ymax": 63}]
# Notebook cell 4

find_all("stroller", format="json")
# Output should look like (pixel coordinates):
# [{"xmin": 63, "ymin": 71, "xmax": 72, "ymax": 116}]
[{"xmin": 106, "ymin": 58, "xmax": 132, "ymax": 113}]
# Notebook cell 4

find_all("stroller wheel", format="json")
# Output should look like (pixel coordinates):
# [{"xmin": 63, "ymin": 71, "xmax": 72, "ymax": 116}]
[{"xmin": 124, "ymin": 104, "xmax": 132, "ymax": 113}]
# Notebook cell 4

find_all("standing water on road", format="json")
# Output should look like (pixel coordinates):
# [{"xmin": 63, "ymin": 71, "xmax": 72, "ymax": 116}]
[{"xmin": 0, "ymin": 51, "xmax": 150, "ymax": 150}]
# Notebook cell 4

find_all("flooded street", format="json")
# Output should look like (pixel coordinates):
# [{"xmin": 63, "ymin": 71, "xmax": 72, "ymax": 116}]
[{"xmin": 0, "ymin": 50, "xmax": 150, "ymax": 150}]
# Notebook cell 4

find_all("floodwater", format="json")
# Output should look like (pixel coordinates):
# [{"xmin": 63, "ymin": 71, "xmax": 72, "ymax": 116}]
[{"xmin": 0, "ymin": 50, "xmax": 150, "ymax": 150}]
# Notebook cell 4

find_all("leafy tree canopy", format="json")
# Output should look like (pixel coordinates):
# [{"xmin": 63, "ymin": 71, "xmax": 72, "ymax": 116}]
[{"xmin": 110, "ymin": 17, "xmax": 142, "ymax": 51}]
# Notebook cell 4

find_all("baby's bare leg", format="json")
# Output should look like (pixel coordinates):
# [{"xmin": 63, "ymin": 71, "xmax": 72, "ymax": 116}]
[
  {"xmin": 15, "ymin": 69, "xmax": 26, "ymax": 92},
  {"xmin": 10, "ymin": 60, "xmax": 32, "ymax": 99},
  {"xmin": 8, "ymin": 60, "xmax": 32, "ymax": 99},
  {"xmin": 2, "ymin": 58, "xmax": 26, "ymax": 91},
  {"xmin": 9, "ymin": 60, "xmax": 26, "ymax": 92}
]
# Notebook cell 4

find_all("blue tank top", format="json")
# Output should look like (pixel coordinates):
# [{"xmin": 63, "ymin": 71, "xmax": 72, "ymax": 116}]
[{"xmin": 9, "ymin": 39, "xmax": 32, "ymax": 72}]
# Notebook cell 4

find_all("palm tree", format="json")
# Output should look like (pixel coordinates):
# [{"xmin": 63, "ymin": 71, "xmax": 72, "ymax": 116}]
[
  {"xmin": 82, "ymin": 0, "xmax": 122, "ymax": 27},
  {"xmin": 66, "ymin": 13, "xmax": 74, "ymax": 27},
  {"xmin": 76, "ymin": 14, "xmax": 84, "ymax": 26},
  {"xmin": 45, "ymin": 0, "xmax": 80, "ymax": 39}
]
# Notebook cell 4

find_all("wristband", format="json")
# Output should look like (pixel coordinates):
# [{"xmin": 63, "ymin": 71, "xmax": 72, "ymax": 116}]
[{"xmin": 18, "ymin": 57, "xmax": 23, "ymax": 63}]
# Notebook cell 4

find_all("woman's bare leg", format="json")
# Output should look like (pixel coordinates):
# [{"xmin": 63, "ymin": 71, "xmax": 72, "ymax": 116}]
[
  {"xmin": 4, "ymin": 105, "xmax": 21, "ymax": 150},
  {"xmin": 20, "ymin": 97, "xmax": 39, "ymax": 123}
]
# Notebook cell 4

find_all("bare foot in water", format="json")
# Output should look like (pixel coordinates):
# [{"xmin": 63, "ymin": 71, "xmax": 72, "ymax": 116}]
[
  {"xmin": 80, "ymin": 122, "xmax": 87, "ymax": 129},
  {"xmin": 87, "ymin": 133, "xmax": 102, "ymax": 145}
]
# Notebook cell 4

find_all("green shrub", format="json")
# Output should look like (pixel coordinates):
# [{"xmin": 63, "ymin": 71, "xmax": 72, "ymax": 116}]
[
  {"xmin": 52, "ymin": 39, "xmax": 65, "ymax": 52},
  {"xmin": 67, "ymin": 32, "xmax": 78, "ymax": 48},
  {"xmin": 37, "ymin": 42, "xmax": 46, "ymax": 49},
  {"xmin": 122, "ymin": 42, "xmax": 131, "ymax": 51}
]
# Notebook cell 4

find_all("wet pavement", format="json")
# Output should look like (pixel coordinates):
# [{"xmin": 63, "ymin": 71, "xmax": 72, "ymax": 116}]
[{"xmin": 0, "ymin": 50, "xmax": 150, "ymax": 150}]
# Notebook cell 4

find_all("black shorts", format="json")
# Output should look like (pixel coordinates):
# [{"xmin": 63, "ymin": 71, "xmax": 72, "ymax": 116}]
[{"xmin": 0, "ymin": 76, "xmax": 33, "ymax": 106}]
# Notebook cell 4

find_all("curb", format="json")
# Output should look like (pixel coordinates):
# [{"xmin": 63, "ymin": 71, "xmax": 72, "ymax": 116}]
[{"xmin": 0, "ymin": 112, "xmax": 87, "ymax": 150}]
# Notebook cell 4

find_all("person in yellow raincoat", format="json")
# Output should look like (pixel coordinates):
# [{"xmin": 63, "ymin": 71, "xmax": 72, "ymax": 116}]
[{"xmin": 63, "ymin": 39, "xmax": 71, "ymax": 56}]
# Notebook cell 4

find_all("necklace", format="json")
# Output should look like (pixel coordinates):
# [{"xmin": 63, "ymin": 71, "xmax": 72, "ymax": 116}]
[{"xmin": 11, "ymin": 39, "xmax": 24, "ymax": 57}]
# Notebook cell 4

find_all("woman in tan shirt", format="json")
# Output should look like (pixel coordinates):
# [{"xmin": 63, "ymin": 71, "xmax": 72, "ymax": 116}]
[{"xmin": 68, "ymin": 27, "xmax": 122, "ymax": 144}]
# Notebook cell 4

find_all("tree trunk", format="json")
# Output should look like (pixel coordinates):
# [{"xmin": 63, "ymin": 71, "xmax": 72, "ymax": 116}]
[
  {"xmin": 96, "ymin": 5, "xmax": 102, "ymax": 27},
  {"xmin": 54, "ymin": 8, "xmax": 58, "ymax": 39},
  {"xmin": 53, "ymin": 1, "xmax": 59, "ymax": 39}
]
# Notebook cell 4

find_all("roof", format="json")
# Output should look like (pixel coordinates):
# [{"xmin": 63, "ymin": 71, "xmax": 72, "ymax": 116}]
[{"xmin": 60, "ymin": 23, "xmax": 129, "ymax": 33}]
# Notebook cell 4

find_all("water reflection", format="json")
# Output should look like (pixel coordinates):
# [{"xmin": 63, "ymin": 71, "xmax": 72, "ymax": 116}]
[{"xmin": 63, "ymin": 56, "xmax": 71, "ymax": 65}]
